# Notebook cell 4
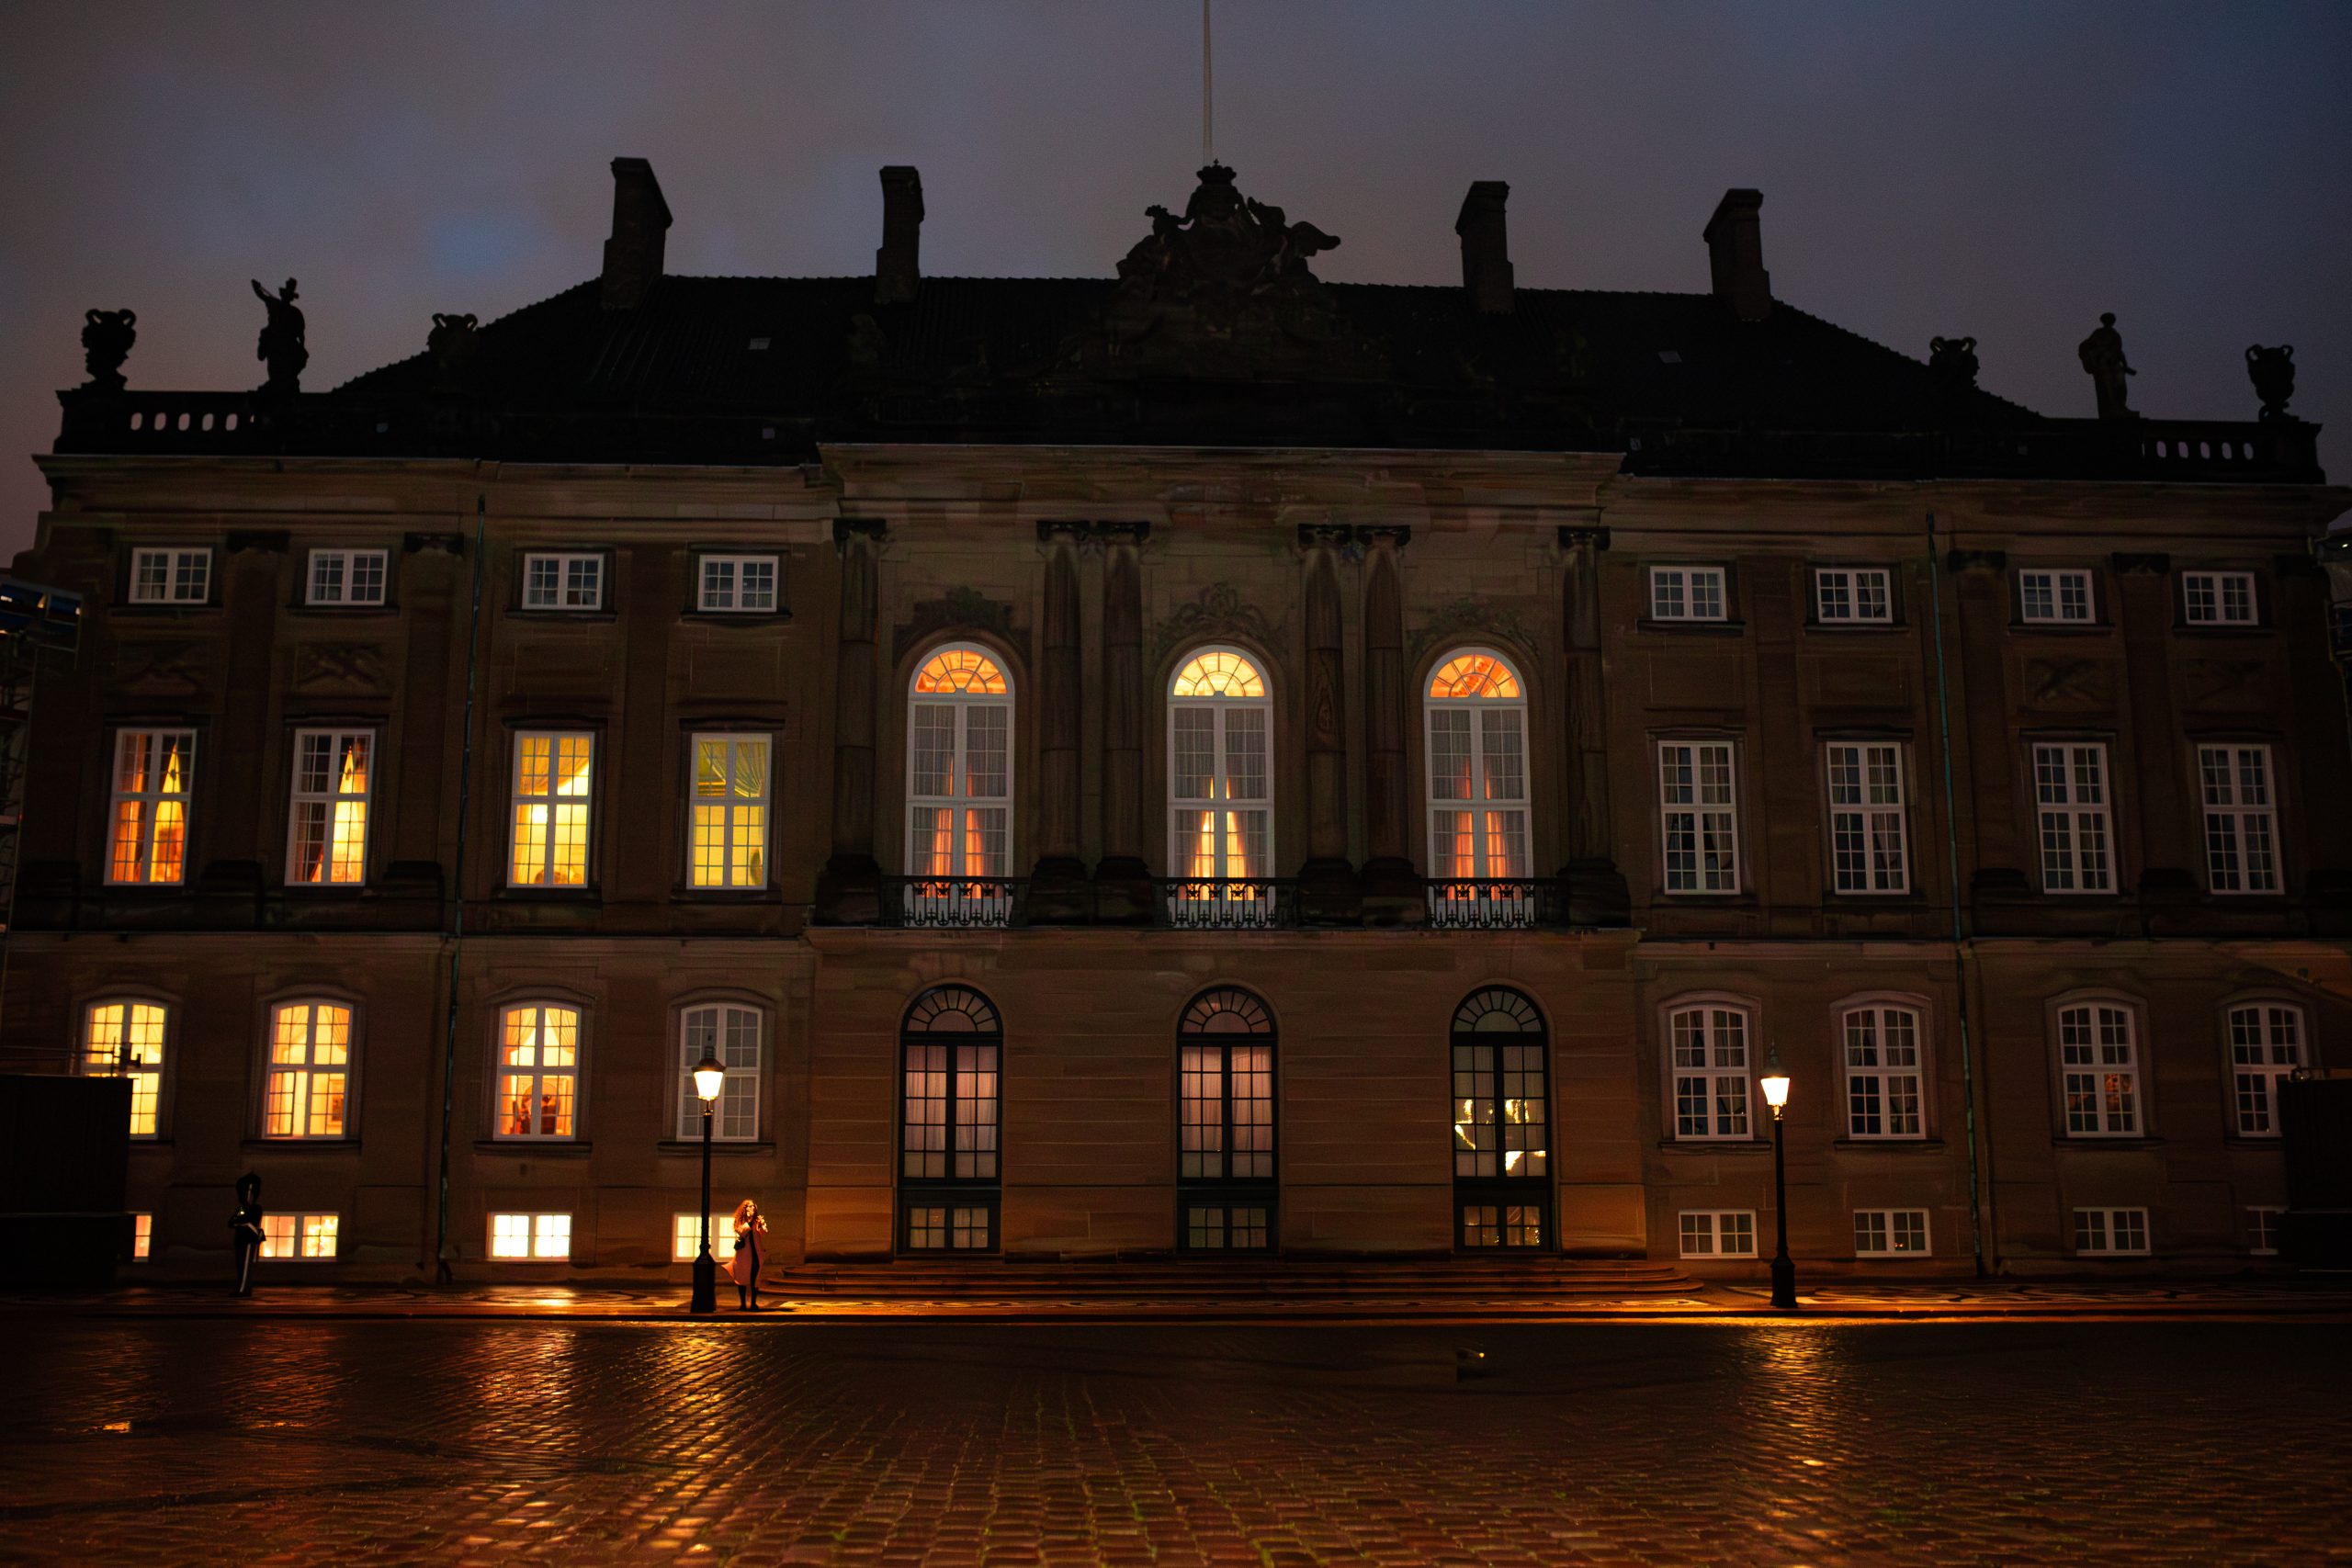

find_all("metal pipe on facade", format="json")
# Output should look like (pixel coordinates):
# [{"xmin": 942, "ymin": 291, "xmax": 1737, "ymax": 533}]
[
  {"xmin": 1925, "ymin": 511, "xmax": 1989, "ymax": 1279},
  {"xmin": 432, "ymin": 493, "xmax": 488, "ymax": 1284}
]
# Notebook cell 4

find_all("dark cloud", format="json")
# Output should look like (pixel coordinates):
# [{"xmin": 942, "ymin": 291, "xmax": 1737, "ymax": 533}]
[{"xmin": 6, "ymin": 1, "xmax": 2348, "ymax": 556}]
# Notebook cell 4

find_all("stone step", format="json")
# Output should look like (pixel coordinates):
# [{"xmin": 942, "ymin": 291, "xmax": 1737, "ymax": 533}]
[{"xmin": 777, "ymin": 1259, "xmax": 1696, "ymax": 1298}]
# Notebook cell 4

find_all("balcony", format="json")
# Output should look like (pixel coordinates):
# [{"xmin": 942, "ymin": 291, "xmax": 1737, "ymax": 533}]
[
  {"xmin": 882, "ymin": 876, "xmax": 1026, "ymax": 930},
  {"xmin": 1157, "ymin": 878, "xmax": 1291, "ymax": 931},
  {"xmin": 1424, "ymin": 879, "xmax": 1561, "ymax": 930}
]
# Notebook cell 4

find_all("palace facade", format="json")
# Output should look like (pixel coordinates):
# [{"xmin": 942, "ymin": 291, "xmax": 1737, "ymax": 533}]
[{"xmin": 7, "ymin": 158, "xmax": 2348, "ymax": 1280}]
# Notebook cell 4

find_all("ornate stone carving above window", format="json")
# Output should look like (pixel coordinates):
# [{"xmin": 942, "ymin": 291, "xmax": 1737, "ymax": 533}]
[
  {"xmin": 291, "ymin": 642, "xmax": 390, "ymax": 694},
  {"xmin": 110, "ymin": 639, "xmax": 211, "ymax": 695},
  {"xmin": 1408, "ymin": 596, "xmax": 1536, "ymax": 663},
  {"xmin": 1153, "ymin": 581, "xmax": 1282, "ymax": 662},
  {"xmin": 896, "ymin": 586, "xmax": 1022, "ymax": 662}
]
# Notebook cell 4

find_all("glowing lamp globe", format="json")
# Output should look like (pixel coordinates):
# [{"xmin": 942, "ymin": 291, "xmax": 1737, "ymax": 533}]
[{"xmin": 692, "ymin": 1054, "xmax": 728, "ymax": 1104}]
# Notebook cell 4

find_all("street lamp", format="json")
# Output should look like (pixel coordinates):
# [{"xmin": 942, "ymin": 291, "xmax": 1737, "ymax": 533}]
[
  {"xmin": 689, "ymin": 1052, "xmax": 726, "ymax": 1314},
  {"xmin": 1760, "ymin": 1048, "xmax": 1796, "ymax": 1310}
]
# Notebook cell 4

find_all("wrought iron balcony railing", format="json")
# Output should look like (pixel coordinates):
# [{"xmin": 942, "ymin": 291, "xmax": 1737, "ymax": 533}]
[
  {"xmin": 883, "ymin": 876, "xmax": 1025, "ymax": 930},
  {"xmin": 1156, "ymin": 877, "xmax": 1291, "ymax": 931},
  {"xmin": 1424, "ymin": 878, "xmax": 1560, "ymax": 930}
]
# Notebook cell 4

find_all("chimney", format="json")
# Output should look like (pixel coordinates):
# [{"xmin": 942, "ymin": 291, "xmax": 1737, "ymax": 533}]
[
  {"xmin": 600, "ymin": 157, "xmax": 672, "ymax": 310},
  {"xmin": 876, "ymin": 166, "xmax": 923, "ymax": 305},
  {"xmin": 1454, "ymin": 181, "xmax": 1514, "ymax": 315},
  {"xmin": 1703, "ymin": 188, "xmax": 1770, "ymax": 321}
]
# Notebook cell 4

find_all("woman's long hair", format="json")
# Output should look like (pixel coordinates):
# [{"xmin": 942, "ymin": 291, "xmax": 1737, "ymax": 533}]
[{"xmin": 732, "ymin": 1198, "xmax": 761, "ymax": 1230}]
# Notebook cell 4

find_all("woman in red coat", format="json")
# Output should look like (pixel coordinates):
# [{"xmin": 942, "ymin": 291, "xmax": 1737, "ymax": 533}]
[{"xmin": 727, "ymin": 1198, "xmax": 767, "ymax": 1311}]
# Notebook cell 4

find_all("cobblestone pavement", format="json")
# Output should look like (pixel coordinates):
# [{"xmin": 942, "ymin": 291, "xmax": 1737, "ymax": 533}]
[{"xmin": 3, "ymin": 1319, "xmax": 2345, "ymax": 1566}]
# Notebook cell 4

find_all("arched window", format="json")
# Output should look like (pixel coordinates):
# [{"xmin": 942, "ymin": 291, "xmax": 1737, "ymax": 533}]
[
  {"xmin": 264, "ymin": 1000, "xmax": 351, "ymax": 1139},
  {"xmin": 495, "ymin": 1003, "xmax": 580, "ymax": 1141},
  {"xmin": 1451, "ymin": 987, "xmax": 1549, "ymax": 1250},
  {"xmin": 676, "ymin": 1003, "xmax": 763, "ymax": 1142},
  {"xmin": 1169, "ymin": 647, "xmax": 1272, "ymax": 925},
  {"xmin": 899, "ymin": 985, "xmax": 1001, "ymax": 1253},
  {"xmin": 1178, "ymin": 987, "xmax": 1276, "ymax": 1251},
  {"xmin": 1840, "ymin": 1000, "xmax": 1926, "ymax": 1140},
  {"xmin": 1668, "ymin": 998, "xmax": 1754, "ymax": 1141},
  {"xmin": 906, "ymin": 645, "xmax": 1014, "ymax": 924},
  {"xmin": 2055, "ymin": 997, "xmax": 2141, "ymax": 1138},
  {"xmin": 2228, "ymin": 1001, "xmax": 2304, "ymax": 1137},
  {"xmin": 1425, "ymin": 649, "xmax": 1532, "ymax": 926},
  {"xmin": 81, "ymin": 1000, "xmax": 168, "ymax": 1138}
]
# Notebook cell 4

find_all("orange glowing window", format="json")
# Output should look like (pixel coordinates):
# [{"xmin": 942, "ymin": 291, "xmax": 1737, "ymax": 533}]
[
  {"xmin": 1169, "ymin": 648, "xmax": 1272, "ymax": 901},
  {"xmin": 264, "ymin": 1001, "xmax": 351, "ymax": 1139},
  {"xmin": 83, "ymin": 1001, "xmax": 167, "ymax": 1137},
  {"xmin": 288, "ymin": 729, "xmax": 372, "ymax": 886},
  {"xmin": 107, "ymin": 729, "xmax": 194, "ymax": 885},
  {"xmin": 690, "ymin": 734, "xmax": 771, "ymax": 889},
  {"xmin": 496, "ymin": 1004, "xmax": 580, "ymax": 1140},
  {"xmin": 1425, "ymin": 649, "xmax": 1528, "ymax": 882},
  {"xmin": 510, "ymin": 732, "xmax": 594, "ymax": 887},
  {"xmin": 1172, "ymin": 649, "xmax": 1264, "ymax": 699},
  {"xmin": 914, "ymin": 648, "xmax": 1008, "ymax": 695},
  {"xmin": 907, "ymin": 645, "xmax": 1012, "ymax": 886},
  {"xmin": 1428, "ymin": 653, "xmax": 1521, "ymax": 701}
]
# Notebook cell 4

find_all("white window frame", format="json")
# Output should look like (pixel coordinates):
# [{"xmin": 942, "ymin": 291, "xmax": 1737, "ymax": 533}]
[
  {"xmin": 509, "ymin": 731, "xmax": 595, "ymax": 888},
  {"xmin": 690, "ymin": 733, "xmax": 772, "ymax": 890},
  {"xmin": 2246, "ymin": 1206, "xmax": 2283, "ymax": 1257},
  {"xmin": 286, "ymin": 728, "xmax": 374, "ymax": 886},
  {"xmin": 262, "ymin": 999, "xmax": 353, "ymax": 1141},
  {"xmin": 2018, "ymin": 567, "xmax": 2096, "ymax": 625},
  {"xmin": 1649, "ymin": 565, "xmax": 1728, "ymax": 623},
  {"xmin": 1824, "ymin": 741, "xmax": 1909, "ymax": 894},
  {"xmin": 2073, "ymin": 1206, "xmax": 2149, "ymax": 1257},
  {"xmin": 2198, "ymin": 743, "xmax": 2281, "ymax": 895},
  {"xmin": 1657, "ymin": 739, "xmax": 1740, "ymax": 895},
  {"xmin": 258, "ymin": 1212, "xmax": 341, "ymax": 1260},
  {"xmin": 2056, "ymin": 999, "xmax": 2143, "ymax": 1138},
  {"xmin": 1840, "ymin": 1001, "xmax": 1927, "ymax": 1139},
  {"xmin": 304, "ymin": 547, "xmax": 389, "ymax": 607},
  {"xmin": 129, "ymin": 547, "xmax": 211, "ymax": 604},
  {"xmin": 520, "ymin": 551, "xmax": 605, "ymax": 611},
  {"xmin": 1814, "ymin": 566, "xmax": 1894, "ymax": 625},
  {"xmin": 1423, "ymin": 648, "xmax": 1531, "ymax": 885},
  {"xmin": 488, "ymin": 1212, "xmax": 572, "ymax": 1260},
  {"xmin": 1851, "ymin": 1209, "xmax": 1930, "ymax": 1257},
  {"xmin": 1168, "ymin": 647, "xmax": 1274, "ymax": 919},
  {"xmin": 696, "ymin": 553, "xmax": 779, "ymax": 613},
  {"xmin": 676, "ymin": 1003, "xmax": 763, "ymax": 1142},
  {"xmin": 671, "ymin": 1213, "xmax": 740, "ymax": 1263},
  {"xmin": 2227, "ymin": 1002, "xmax": 2303, "ymax": 1138},
  {"xmin": 493, "ymin": 1003, "xmax": 582, "ymax": 1142},
  {"xmin": 2182, "ymin": 570, "xmax": 2256, "ymax": 626},
  {"xmin": 81, "ymin": 999, "xmax": 168, "ymax": 1139},
  {"xmin": 906, "ymin": 644, "xmax": 1015, "ymax": 892},
  {"xmin": 1678, "ymin": 1210, "xmax": 1758, "ymax": 1258},
  {"xmin": 1668, "ymin": 1000, "xmax": 1754, "ymax": 1141},
  {"xmin": 2032, "ymin": 741, "xmax": 2114, "ymax": 894},
  {"xmin": 107, "ymin": 728, "xmax": 196, "ymax": 886}
]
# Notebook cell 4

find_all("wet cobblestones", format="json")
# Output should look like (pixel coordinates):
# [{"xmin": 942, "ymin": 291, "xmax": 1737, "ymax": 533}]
[{"xmin": 2, "ymin": 1319, "xmax": 2345, "ymax": 1565}]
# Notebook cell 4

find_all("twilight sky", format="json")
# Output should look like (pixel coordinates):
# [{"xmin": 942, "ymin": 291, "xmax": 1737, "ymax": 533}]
[{"xmin": 4, "ymin": 2, "xmax": 2348, "ymax": 557}]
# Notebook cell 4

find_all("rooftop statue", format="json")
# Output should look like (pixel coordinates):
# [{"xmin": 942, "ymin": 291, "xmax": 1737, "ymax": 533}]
[
  {"xmin": 2076, "ymin": 311, "xmax": 2135, "ymax": 420},
  {"xmin": 80, "ymin": 309, "xmax": 136, "ymax": 391},
  {"xmin": 1928, "ymin": 334, "xmax": 1979, "ymax": 391},
  {"xmin": 426, "ymin": 312, "xmax": 479, "ymax": 391},
  {"xmin": 252, "ymin": 276, "xmax": 308, "ymax": 397},
  {"xmin": 2245, "ymin": 344, "xmax": 2295, "ymax": 421}
]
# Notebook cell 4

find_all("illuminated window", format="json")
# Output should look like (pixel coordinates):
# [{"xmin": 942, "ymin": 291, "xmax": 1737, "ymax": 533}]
[
  {"xmin": 264, "ymin": 1001, "xmax": 351, "ymax": 1139},
  {"xmin": 2199, "ymin": 744, "xmax": 2279, "ymax": 894},
  {"xmin": 2032, "ymin": 743, "xmax": 2113, "ymax": 893},
  {"xmin": 259, "ymin": 1213, "xmax": 340, "ymax": 1259},
  {"xmin": 520, "ymin": 552, "xmax": 603, "ymax": 610},
  {"xmin": 107, "ymin": 729, "xmax": 195, "ymax": 885},
  {"xmin": 305, "ymin": 548, "xmax": 388, "ymax": 606},
  {"xmin": 690, "ymin": 734, "xmax": 770, "ymax": 889},
  {"xmin": 130, "ymin": 1213, "xmax": 153, "ymax": 1260},
  {"xmin": 495, "ymin": 1004, "xmax": 580, "ymax": 1140},
  {"xmin": 129, "ymin": 546, "xmax": 210, "ymax": 604},
  {"xmin": 1179, "ymin": 988, "xmax": 1276, "ymax": 1251},
  {"xmin": 2228, "ymin": 1003, "xmax": 2303, "ymax": 1137},
  {"xmin": 1648, "ymin": 565, "xmax": 1727, "ymax": 622},
  {"xmin": 1169, "ymin": 648, "xmax": 1272, "ymax": 919},
  {"xmin": 1842, "ymin": 1004, "xmax": 1925, "ymax": 1139},
  {"xmin": 287, "ymin": 728, "xmax": 372, "ymax": 886},
  {"xmin": 670, "ymin": 1213, "xmax": 739, "ymax": 1262},
  {"xmin": 1815, "ymin": 566, "xmax": 1894, "ymax": 624},
  {"xmin": 1679, "ymin": 1211, "xmax": 1758, "ymax": 1258},
  {"xmin": 676, "ymin": 1004, "xmax": 762, "ymax": 1142},
  {"xmin": 489, "ymin": 1212, "xmax": 571, "ymax": 1259},
  {"xmin": 906, "ymin": 646, "xmax": 1012, "ymax": 903},
  {"xmin": 509, "ymin": 732, "xmax": 594, "ymax": 887},
  {"xmin": 1452, "ymin": 988, "xmax": 1549, "ymax": 1250},
  {"xmin": 2019, "ymin": 568, "xmax": 2095, "ymax": 624},
  {"xmin": 697, "ymin": 554, "xmax": 778, "ymax": 613},
  {"xmin": 899, "ymin": 986, "xmax": 1001, "ymax": 1254},
  {"xmin": 2057, "ymin": 1000, "xmax": 2141, "ymax": 1137},
  {"xmin": 1657, "ymin": 740, "xmax": 1739, "ymax": 894},
  {"xmin": 1825, "ymin": 742, "xmax": 1907, "ymax": 894},
  {"xmin": 2182, "ymin": 570, "xmax": 2256, "ymax": 626},
  {"xmin": 1425, "ymin": 649, "xmax": 1529, "ymax": 884},
  {"xmin": 2073, "ymin": 1207, "xmax": 2148, "ymax": 1256},
  {"xmin": 82, "ymin": 1001, "xmax": 167, "ymax": 1137},
  {"xmin": 1669, "ymin": 1001, "xmax": 1752, "ymax": 1140},
  {"xmin": 1853, "ymin": 1210, "xmax": 1930, "ymax": 1256}
]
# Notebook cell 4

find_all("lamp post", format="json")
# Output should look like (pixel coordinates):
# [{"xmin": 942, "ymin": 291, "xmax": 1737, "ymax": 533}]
[
  {"xmin": 1760, "ymin": 1048, "xmax": 1796, "ymax": 1310},
  {"xmin": 689, "ymin": 1052, "xmax": 726, "ymax": 1314}
]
